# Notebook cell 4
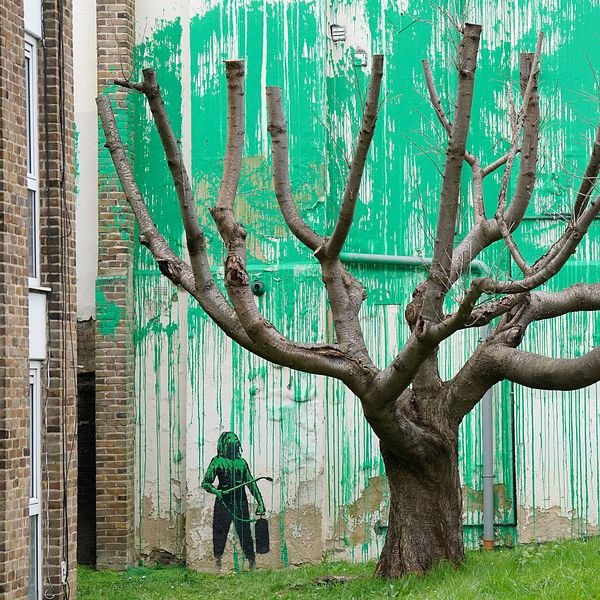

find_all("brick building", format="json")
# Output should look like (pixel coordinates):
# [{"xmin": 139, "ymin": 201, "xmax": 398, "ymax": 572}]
[{"xmin": 0, "ymin": 1, "xmax": 77, "ymax": 598}]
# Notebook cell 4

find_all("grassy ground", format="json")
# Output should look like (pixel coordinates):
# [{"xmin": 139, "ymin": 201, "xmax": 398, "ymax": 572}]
[{"xmin": 78, "ymin": 537, "xmax": 600, "ymax": 599}]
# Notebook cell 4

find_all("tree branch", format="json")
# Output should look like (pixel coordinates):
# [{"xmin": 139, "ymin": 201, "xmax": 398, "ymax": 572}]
[
  {"xmin": 96, "ymin": 94, "xmax": 255, "ymax": 349},
  {"xmin": 420, "ymin": 23, "xmax": 482, "ymax": 324},
  {"xmin": 421, "ymin": 59, "xmax": 452, "ymax": 136},
  {"xmin": 504, "ymin": 51, "xmax": 541, "ymax": 227},
  {"xmin": 520, "ymin": 283, "xmax": 600, "ymax": 324},
  {"xmin": 324, "ymin": 54, "xmax": 384, "ymax": 259},
  {"xmin": 449, "ymin": 47, "xmax": 541, "ymax": 284},
  {"xmin": 486, "ymin": 194, "xmax": 600, "ymax": 295},
  {"xmin": 573, "ymin": 123, "xmax": 600, "ymax": 219},
  {"xmin": 206, "ymin": 61, "xmax": 364, "ymax": 386},
  {"xmin": 447, "ymin": 339, "xmax": 502, "ymax": 422},
  {"xmin": 495, "ymin": 34, "xmax": 543, "ymax": 219},
  {"xmin": 116, "ymin": 69, "xmax": 208, "ymax": 293},
  {"xmin": 265, "ymin": 86, "xmax": 325, "ymax": 251},
  {"xmin": 493, "ymin": 49, "xmax": 541, "ymax": 275},
  {"xmin": 422, "ymin": 57, "xmax": 485, "ymax": 220},
  {"xmin": 492, "ymin": 344, "xmax": 600, "ymax": 390}
]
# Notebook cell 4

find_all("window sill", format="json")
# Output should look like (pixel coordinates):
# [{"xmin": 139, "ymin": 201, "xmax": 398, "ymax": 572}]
[{"xmin": 28, "ymin": 284, "xmax": 51, "ymax": 294}]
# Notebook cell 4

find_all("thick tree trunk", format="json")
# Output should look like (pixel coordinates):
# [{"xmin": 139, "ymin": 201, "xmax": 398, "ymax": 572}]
[{"xmin": 375, "ymin": 442, "xmax": 463, "ymax": 578}]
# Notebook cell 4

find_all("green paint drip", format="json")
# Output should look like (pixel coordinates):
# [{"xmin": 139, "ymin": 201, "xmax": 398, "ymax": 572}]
[{"xmin": 95, "ymin": 288, "xmax": 124, "ymax": 336}]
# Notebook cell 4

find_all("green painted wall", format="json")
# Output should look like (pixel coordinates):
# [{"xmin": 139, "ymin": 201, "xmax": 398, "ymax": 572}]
[{"xmin": 97, "ymin": 0, "xmax": 600, "ymax": 568}]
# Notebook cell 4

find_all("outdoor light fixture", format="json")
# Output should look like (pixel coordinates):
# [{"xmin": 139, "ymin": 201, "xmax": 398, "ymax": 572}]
[
  {"xmin": 353, "ymin": 48, "xmax": 368, "ymax": 67},
  {"xmin": 330, "ymin": 24, "xmax": 346, "ymax": 42}
]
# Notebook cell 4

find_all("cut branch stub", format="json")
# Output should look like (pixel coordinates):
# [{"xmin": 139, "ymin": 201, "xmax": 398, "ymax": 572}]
[
  {"xmin": 224, "ymin": 255, "xmax": 250, "ymax": 287},
  {"xmin": 325, "ymin": 54, "xmax": 384, "ymax": 260},
  {"xmin": 216, "ymin": 60, "xmax": 246, "ymax": 214}
]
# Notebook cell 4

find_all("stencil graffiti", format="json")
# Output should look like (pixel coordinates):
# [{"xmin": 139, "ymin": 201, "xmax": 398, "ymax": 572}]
[{"xmin": 201, "ymin": 432, "xmax": 271, "ymax": 569}]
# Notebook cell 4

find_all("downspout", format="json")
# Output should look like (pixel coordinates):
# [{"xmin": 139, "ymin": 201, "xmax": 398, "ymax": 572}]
[
  {"xmin": 480, "ymin": 324, "xmax": 495, "ymax": 550},
  {"xmin": 340, "ymin": 252, "xmax": 496, "ymax": 550}
]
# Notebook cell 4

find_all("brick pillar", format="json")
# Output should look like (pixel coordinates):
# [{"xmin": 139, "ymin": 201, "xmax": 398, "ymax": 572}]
[
  {"xmin": 95, "ymin": 0, "xmax": 137, "ymax": 569},
  {"xmin": 0, "ymin": 2, "xmax": 32, "ymax": 598},
  {"xmin": 39, "ymin": 1, "xmax": 78, "ymax": 597}
]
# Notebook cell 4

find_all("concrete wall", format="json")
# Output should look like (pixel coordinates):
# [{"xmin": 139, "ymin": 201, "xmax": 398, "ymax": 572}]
[{"xmin": 94, "ymin": 0, "xmax": 600, "ymax": 570}]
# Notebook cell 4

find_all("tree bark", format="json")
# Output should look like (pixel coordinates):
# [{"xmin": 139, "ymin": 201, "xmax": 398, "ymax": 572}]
[{"xmin": 375, "ymin": 439, "xmax": 463, "ymax": 578}]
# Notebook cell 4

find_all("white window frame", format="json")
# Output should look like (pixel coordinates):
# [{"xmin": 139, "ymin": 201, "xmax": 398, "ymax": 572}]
[
  {"xmin": 25, "ymin": 34, "xmax": 41, "ymax": 287},
  {"xmin": 29, "ymin": 364, "xmax": 42, "ymax": 600}
]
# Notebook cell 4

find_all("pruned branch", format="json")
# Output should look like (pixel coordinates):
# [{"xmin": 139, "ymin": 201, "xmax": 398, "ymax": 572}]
[
  {"xmin": 420, "ymin": 23, "xmax": 482, "ymax": 324},
  {"xmin": 495, "ymin": 34, "xmax": 543, "ymax": 219},
  {"xmin": 422, "ymin": 57, "xmax": 485, "ymax": 221},
  {"xmin": 504, "ymin": 51, "xmax": 541, "ymax": 226},
  {"xmin": 266, "ymin": 86, "xmax": 324, "ymax": 251},
  {"xmin": 494, "ymin": 48, "xmax": 541, "ymax": 275},
  {"xmin": 96, "ymin": 94, "xmax": 255, "ymax": 350},
  {"xmin": 205, "ymin": 61, "xmax": 364, "ymax": 386},
  {"xmin": 116, "ymin": 69, "xmax": 208, "ymax": 293},
  {"xmin": 448, "ymin": 49, "xmax": 541, "ymax": 284},
  {"xmin": 324, "ymin": 54, "xmax": 384, "ymax": 260}
]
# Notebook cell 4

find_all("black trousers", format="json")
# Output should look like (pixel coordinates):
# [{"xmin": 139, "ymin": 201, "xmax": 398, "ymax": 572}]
[{"xmin": 213, "ymin": 492, "xmax": 255, "ymax": 563}]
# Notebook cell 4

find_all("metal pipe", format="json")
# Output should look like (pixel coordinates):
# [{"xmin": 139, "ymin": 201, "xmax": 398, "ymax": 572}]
[
  {"xmin": 340, "ymin": 252, "xmax": 490, "ymax": 274},
  {"xmin": 340, "ymin": 251, "xmax": 495, "ymax": 549},
  {"xmin": 480, "ymin": 324, "xmax": 495, "ymax": 550}
]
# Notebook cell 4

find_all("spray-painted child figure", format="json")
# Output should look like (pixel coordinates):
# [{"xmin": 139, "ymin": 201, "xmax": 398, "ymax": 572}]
[{"xmin": 202, "ymin": 432, "xmax": 266, "ymax": 570}]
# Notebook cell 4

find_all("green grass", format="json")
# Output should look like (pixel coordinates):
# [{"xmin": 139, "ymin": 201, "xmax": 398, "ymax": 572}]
[{"xmin": 78, "ymin": 537, "xmax": 600, "ymax": 599}]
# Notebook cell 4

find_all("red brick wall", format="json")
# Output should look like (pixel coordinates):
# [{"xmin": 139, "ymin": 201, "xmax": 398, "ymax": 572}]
[
  {"xmin": 0, "ymin": 0, "xmax": 32, "ymax": 597},
  {"xmin": 95, "ymin": 0, "xmax": 137, "ymax": 570}
]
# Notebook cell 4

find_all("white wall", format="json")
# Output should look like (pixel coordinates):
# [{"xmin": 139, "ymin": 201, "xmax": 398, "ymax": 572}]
[{"xmin": 73, "ymin": 0, "xmax": 98, "ymax": 320}]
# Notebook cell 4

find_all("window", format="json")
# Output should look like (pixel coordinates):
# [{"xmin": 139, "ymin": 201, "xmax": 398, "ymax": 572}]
[
  {"xmin": 28, "ymin": 365, "xmax": 42, "ymax": 600},
  {"xmin": 25, "ymin": 36, "xmax": 40, "ymax": 285},
  {"xmin": 25, "ymin": 25, "xmax": 43, "ymax": 600}
]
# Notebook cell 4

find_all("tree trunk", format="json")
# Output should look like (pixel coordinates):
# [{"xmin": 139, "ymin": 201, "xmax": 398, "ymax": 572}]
[{"xmin": 375, "ymin": 442, "xmax": 464, "ymax": 578}]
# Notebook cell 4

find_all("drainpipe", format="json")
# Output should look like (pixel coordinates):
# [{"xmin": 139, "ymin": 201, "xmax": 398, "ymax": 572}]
[
  {"xmin": 340, "ymin": 252, "xmax": 495, "ymax": 550},
  {"xmin": 480, "ymin": 324, "xmax": 495, "ymax": 550}
]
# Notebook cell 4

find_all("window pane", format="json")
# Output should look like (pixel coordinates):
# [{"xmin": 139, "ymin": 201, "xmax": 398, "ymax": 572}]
[
  {"xmin": 29, "ymin": 381, "xmax": 34, "ymax": 498},
  {"xmin": 29, "ymin": 377, "xmax": 39, "ymax": 500},
  {"xmin": 28, "ymin": 190, "xmax": 37, "ymax": 279},
  {"xmin": 28, "ymin": 515, "xmax": 40, "ymax": 600},
  {"xmin": 25, "ymin": 53, "xmax": 33, "ymax": 175}
]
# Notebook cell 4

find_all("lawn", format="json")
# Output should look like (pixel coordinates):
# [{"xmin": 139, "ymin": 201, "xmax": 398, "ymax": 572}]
[{"xmin": 78, "ymin": 537, "xmax": 600, "ymax": 599}]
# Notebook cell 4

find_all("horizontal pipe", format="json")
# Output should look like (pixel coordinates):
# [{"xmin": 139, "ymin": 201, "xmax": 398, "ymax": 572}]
[{"xmin": 339, "ymin": 252, "xmax": 490, "ymax": 274}]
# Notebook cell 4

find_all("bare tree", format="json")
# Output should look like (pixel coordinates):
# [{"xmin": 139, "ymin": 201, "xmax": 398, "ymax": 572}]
[{"xmin": 97, "ymin": 23, "xmax": 600, "ymax": 578}]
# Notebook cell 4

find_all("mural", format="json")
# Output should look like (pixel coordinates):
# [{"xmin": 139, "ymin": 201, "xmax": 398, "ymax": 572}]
[
  {"xmin": 94, "ymin": 0, "xmax": 600, "ymax": 570},
  {"xmin": 201, "ymin": 432, "xmax": 270, "ymax": 569}
]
